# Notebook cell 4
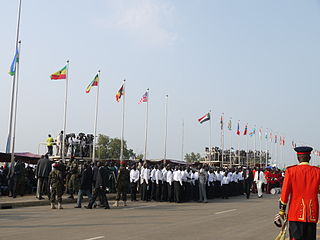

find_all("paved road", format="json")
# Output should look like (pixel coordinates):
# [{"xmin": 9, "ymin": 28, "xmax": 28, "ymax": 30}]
[{"xmin": 0, "ymin": 194, "xmax": 316, "ymax": 240}]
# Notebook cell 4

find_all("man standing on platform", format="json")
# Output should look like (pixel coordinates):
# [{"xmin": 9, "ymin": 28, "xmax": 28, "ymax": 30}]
[
  {"xmin": 46, "ymin": 134, "xmax": 54, "ymax": 156},
  {"xmin": 276, "ymin": 146, "xmax": 320, "ymax": 240}
]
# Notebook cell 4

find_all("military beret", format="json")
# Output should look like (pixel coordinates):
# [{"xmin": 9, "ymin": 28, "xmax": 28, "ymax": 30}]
[{"xmin": 294, "ymin": 146, "xmax": 313, "ymax": 155}]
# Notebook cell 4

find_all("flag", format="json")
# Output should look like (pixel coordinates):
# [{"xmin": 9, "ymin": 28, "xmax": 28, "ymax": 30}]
[
  {"xmin": 198, "ymin": 112, "xmax": 210, "ymax": 124},
  {"xmin": 228, "ymin": 119, "xmax": 232, "ymax": 131},
  {"xmin": 243, "ymin": 124, "xmax": 248, "ymax": 135},
  {"xmin": 116, "ymin": 84, "xmax": 124, "ymax": 102},
  {"xmin": 275, "ymin": 135, "xmax": 277, "ymax": 143},
  {"xmin": 281, "ymin": 136, "xmax": 285, "ymax": 146},
  {"xmin": 8, "ymin": 48, "xmax": 19, "ymax": 76},
  {"xmin": 220, "ymin": 115, "xmax": 224, "ymax": 130},
  {"xmin": 138, "ymin": 91, "xmax": 148, "ymax": 104},
  {"xmin": 270, "ymin": 132, "xmax": 273, "ymax": 142},
  {"xmin": 50, "ymin": 65, "xmax": 67, "ymax": 80},
  {"xmin": 5, "ymin": 135, "xmax": 11, "ymax": 153},
  {"xmin": 236, "ymin": 122, "xmax": 240, "ymax": 135},
  {"xmin": 292, "ymin": 141, "xmax": 296, "ymax": 148},
  {"xmin": 85, "ymin": 74, "xmax": 99, "ymax": 93},
  {"xmin": 249, "ymin": 128, "xmax": 256, "ymax": 137},
  {"xmin": 265, "ymin": 130, "xmax": 268, "ymax": 140},
  {"xmin": 259, "ymin": 128, "xmax": 262, "ymax": 138}
]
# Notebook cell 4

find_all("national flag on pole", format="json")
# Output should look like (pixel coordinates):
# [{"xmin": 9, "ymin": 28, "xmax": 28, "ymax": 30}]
[
  {"xmin": 138, "ymin": 91, "xmax": 148, "ymax": 104},
  {"xmin": 50, "ymin": 65, "xmax": 67, "ymax": 80},
  {"xmin": 243, "ymin": 124, "xmax": 248, "ymax": 135},
  {"xmin": 198, "ymin": 112, "xmax": 210, "ymax": 124},
  {"xmin": 5, "ymin": 135, "xmax": 11, "ymax": 153},
  {"xmin": 249, "ymin": 128, "xmax": 256, "ymax": 137},
  {"xmin": 275, "ymin": 135, "xmax": 277, "ymax": 143},
  {"xmin": 236, "ymin": 122, "xmax": 240, "ymax": 135},
  {"xmin": 292, "ymin": 141, "xmax": 296, "ymax": 148},
  {"xmin": 228, "ymin": 119, "xmax": 232, "ymax": 131},
  {"xmin": 116, "ymin": 84, "xmax": 124, "ymax": 102},
  {"xmin": 270, "ymin": 132, "xmax": 273, "ymax": 142},
  {"xmin": 85, "ymin": 74, "xmax": 99, "ymax": 93},
  {"xmin": 259, "ymin": 128, "xmax": 262, "ymax": 138},
  {"xmin": 220, "ymin": 115, "xmax": 224, "ymax": 130},
  {"xmin": 265, "ymin": 130, "xmax": 268, "ymax": 140},
  {"xmin": 8, "ymin": 48, "xmax": 19, "ymax": 76}
]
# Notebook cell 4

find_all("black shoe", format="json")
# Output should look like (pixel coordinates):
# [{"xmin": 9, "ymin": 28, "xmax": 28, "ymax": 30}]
[
  {"xmin": 105, "ymin": 206, "xmax": 110, "ymax": 209},
  {"xmin": 39, "ymin": 197, "xmax": 44, "ymax": 200},
  {"xmin": 74, "ymin": 205, "xmax": 81, "ymax": 208},
  {"xmin": 84, "ymin": 206, "xmax": 92, "ymax": 209}
]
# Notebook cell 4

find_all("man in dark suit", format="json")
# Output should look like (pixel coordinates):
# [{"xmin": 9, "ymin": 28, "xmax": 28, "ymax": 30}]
[
  {"xmin": 75, "ymin": 162, "xmax": 93, "ymax": 208},
  {"xmin": 243, "ymin": 167, "xmax": 253, "ymax": 199},
  {"xmin": 7, "ymin": 158, "xmax": 24, "ymax": 198},
  {"xmin": 35, "ymin": 154, "xmax": 52, "ymax": 200}
]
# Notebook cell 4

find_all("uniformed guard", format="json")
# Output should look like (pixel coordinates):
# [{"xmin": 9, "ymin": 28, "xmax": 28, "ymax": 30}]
[
  {"xmin": 275, "ymin": 146, "xmax": 320, "ymax": 240},
  {"xmin": 49, "ymin": 163, "xmax": 64, "ymax": 209},
  {"xmin": 113, "ymin": 163, "xmax": 130, "ymax": 207}
]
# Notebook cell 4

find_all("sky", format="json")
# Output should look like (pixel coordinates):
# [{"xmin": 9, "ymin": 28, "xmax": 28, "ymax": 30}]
[{"xmin": 1, "ymin": 0, "xmax": 320, "ymax": 166}]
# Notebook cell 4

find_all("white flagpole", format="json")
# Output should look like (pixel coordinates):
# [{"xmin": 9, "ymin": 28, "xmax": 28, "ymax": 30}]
[
  {"xmin": 120, "ymin": 79, "xmax": 126, "ymax": 162},
  {"xmin": 11, "ymin": 40, "xmax": 22, "ymax": 163},
  {"xmin": 221, "ymin": 113, "xmax": 224, "ymax": 166},
  {"xmin": 144, "ymin": 89, "xmax": 149, "ymax": 161},
  {"xmin": 266, "ymin": 129, "xmax": 268, "ymax": 167},
  {"xmin": 164, "ymin": 95, "xmax": 169, "ymax": 162},
  {"xmin": 253, "ymin": 126, "xmax": 256, "ymax": 168},
  {"xmin": 246, "ymin": 126, "xmax": 248, "ymax": 167},
  {"xmin": 237, "ymin": 121, "xmax": 240, "ymax": 165},
  {"xmin": 229, "ymin": 118, "xmax": 232, "ymax": 167},
  {"xmin": 7, "ymin": 0, "xmax": 22, "ymax": 163},
  {"xmin": 92, "ymin": 70, "xmax": 100, "ymax": 163},
  {"xmin": 181, "ymin": 119, "xmax": 184, "ymax": 161},
  {"xmin": 62, "ymin": 60, "xmax": 69, "ymax": 162},
  {"xmin": 259, "ymin": 128, "xmax": 262, "ymax": 167},
  {"xmin": 209, "ymin": 110, "xmax": 212, "ymax": 161}
]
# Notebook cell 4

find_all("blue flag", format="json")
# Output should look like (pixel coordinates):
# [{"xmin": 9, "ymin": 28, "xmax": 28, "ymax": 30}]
[
  {"xmin": 8, "ymin": 48, "xmax": 19, "ymax": 76},
  {"xmin": 5, "ymin": 135, "xmax": 11, "ymax": 153}
]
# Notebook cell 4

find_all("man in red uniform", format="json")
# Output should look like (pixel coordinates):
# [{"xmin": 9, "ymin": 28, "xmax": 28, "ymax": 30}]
[{"xmin": 276, "ymin": 146, "xmax": 320, "ymax": 240}]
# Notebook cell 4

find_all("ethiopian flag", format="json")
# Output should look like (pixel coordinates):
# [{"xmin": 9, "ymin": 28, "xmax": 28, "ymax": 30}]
[
  {"xmin": 86, "ymin": 74, "xmax": 99, "ymax": 93},
  {"xmin": 50, "ymin": 65, "xmax": 67, "ymax": 80}
]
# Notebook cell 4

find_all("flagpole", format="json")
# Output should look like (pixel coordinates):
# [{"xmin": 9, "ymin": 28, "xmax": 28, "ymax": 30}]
[
  {"xmin": 246, "ymin": 126, "xmax": 248, "ymax": 167},
  {"xmin": 7, "ymin": 0, "xmax": 22, "ymax": 162},
  {"xmin": 229, "ymin": 118, "xmax": 232, "ymax": 167},
  {"xmin": 209, "ymin": 110, "xmax": 212, "ymax": 161},
  {"xmin": 61, "ymin": 60, "xmax": 69, "ymax": 162},
  {"xmin": 266, "ymin": 129, "xmax": 268, "ymax": 167},
  {"xmin": 237, "ymin": 121, "xmax": 240, "ymax": 165},
  {"xmin": 253, "ymin": 126, "xmax": 256, "ymax": 168},
  {"xmin": 181, "ymin": 119, "xmax": 184, "ymax": 161},
  {"xmin": 11, "ymin": 40, "xmax": 22, "ymax": 163},
  {"xmin": 221, "ymin": 113, "xmax": 224, "ymax": 167},
  {"xmin": 164, "ymin": 95, "xmax": 169, "ymax": 162},
  {"xmin": 92, "ymin": 70, "xmax": 100, "ymax": 163},
  {"xmin": 120, "ymin": 79, "xmax": 126, "ymax": 163},
  {"xmin": 144, "ymin": 88, "xmax": 149, "ymax": 161},
  {"xmin": 259, "ymin": 128, "xmax": 262, "ymax": 167}
]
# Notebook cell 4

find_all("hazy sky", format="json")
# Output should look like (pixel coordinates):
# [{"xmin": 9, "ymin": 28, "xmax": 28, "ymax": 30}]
[{"xmin": 1, "ymin": 0, "xmax": 320, "ymax": 166}]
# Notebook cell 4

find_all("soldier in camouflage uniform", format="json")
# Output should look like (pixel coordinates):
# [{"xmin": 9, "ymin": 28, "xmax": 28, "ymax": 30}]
[
  {"xmin": 49, "ymin": 163, "xmax": 63, "ymax": 209},
  {"xmin": 113, "ymin": 163, "xmax": 130, "ymax": 207},
  {"xmin": 67, "ymin": 161, "xmax": 80, "ymax": 199}
]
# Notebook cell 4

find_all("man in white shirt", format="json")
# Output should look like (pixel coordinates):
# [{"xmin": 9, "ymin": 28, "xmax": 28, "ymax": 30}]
[
  {"xmin": 161, "ymin": 166, "xmax": 168, "ymax": 201},
  {"xmin": 166, "ymin": 165, "xmax": 173, "ymax": 202},
  {"xmin": 130, "ymin": 165, "xmax": 139, "ymax": 201},
  {"xmin": 155, "ymin": 165, "xmax": 163, "ymax": 201},
  {"xmin": 208, "ymin": 169, "xmax": 215, "ymax": 199},
  {"xmin": 150, "ymin": 166, "xmax": 156, "ymax": 201},
  {"xmin": 173, "ymin": 166, "xmax": 183, "ymax": 203},
  {"xmin": 221, "ymin": 171, "xmax": 230, "ymax": 199},
  {"xmin": 141, "ymin": 163, "xmax": 151, "ymax": 201},
  {"xmin": 254, "ymin": 168, "xmax": 266, "ymax": 198}
]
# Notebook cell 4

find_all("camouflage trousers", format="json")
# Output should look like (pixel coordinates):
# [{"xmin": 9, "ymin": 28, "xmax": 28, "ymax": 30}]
[{"xmin": 50, "ymin": 187, "xmax": 63, "ymax": 204}]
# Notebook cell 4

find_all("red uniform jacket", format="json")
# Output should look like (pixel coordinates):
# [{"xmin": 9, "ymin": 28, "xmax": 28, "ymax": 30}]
[{"xmin": 280, "ymin": 162, "xmax": 320, "ymax": 223}]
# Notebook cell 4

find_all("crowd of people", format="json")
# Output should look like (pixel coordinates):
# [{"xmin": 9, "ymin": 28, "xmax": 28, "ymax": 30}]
[
  {"xmin": 46, "ymin": 131, "xmax": 94, "ymax": 158},
  {"xmin": 0, "ymin": 156, "xmax": 284, "ymax": 210}
]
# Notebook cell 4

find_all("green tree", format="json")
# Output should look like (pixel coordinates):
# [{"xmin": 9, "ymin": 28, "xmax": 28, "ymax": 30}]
[
  {"xmin": 184, "ymin": 152, "xmax": 203, "ymax": 163},
  {"xmin": 96, "ymin": 134, "xmax": 136, "ymax": 160}
]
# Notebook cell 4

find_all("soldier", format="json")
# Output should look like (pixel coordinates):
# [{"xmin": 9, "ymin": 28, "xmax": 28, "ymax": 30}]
[
  {"xmin": 275, "ymin": 146, "xmax": 320, "ymax": 240},
  {"xmin": 113, "ymin": 163, "xmax": 130, "ymax": 207},
  {"xmin": 48, "ymin": 163, "xmax": 63, "ymax": 209},
  {"xmin": 68, "ymin": 161, "xmax": 80, "ymax": 199}
]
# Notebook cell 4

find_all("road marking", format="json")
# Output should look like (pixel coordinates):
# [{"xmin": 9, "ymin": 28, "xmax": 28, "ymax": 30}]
[
  {"xmin": 84, "ymin": 236, "xmax": 104, "ymax": 240},
  {"xmin": 215, "ymin": 209, "xmax": 237, "ymax": 215},
  {"xmin": 123, "ymin": 204, "xmax": 159, "ymax": 210}
]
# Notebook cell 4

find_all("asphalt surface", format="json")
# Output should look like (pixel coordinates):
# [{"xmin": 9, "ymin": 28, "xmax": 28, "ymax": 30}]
[{"xmin": 0, "ymin": 194, "xmax": 317, "ymax": 240}]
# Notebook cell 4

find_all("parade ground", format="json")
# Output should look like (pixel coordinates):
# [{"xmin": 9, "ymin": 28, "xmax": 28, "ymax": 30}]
[{"xmin": 0, "ymin": 194, "xmax": 313, "ymax": 240}]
